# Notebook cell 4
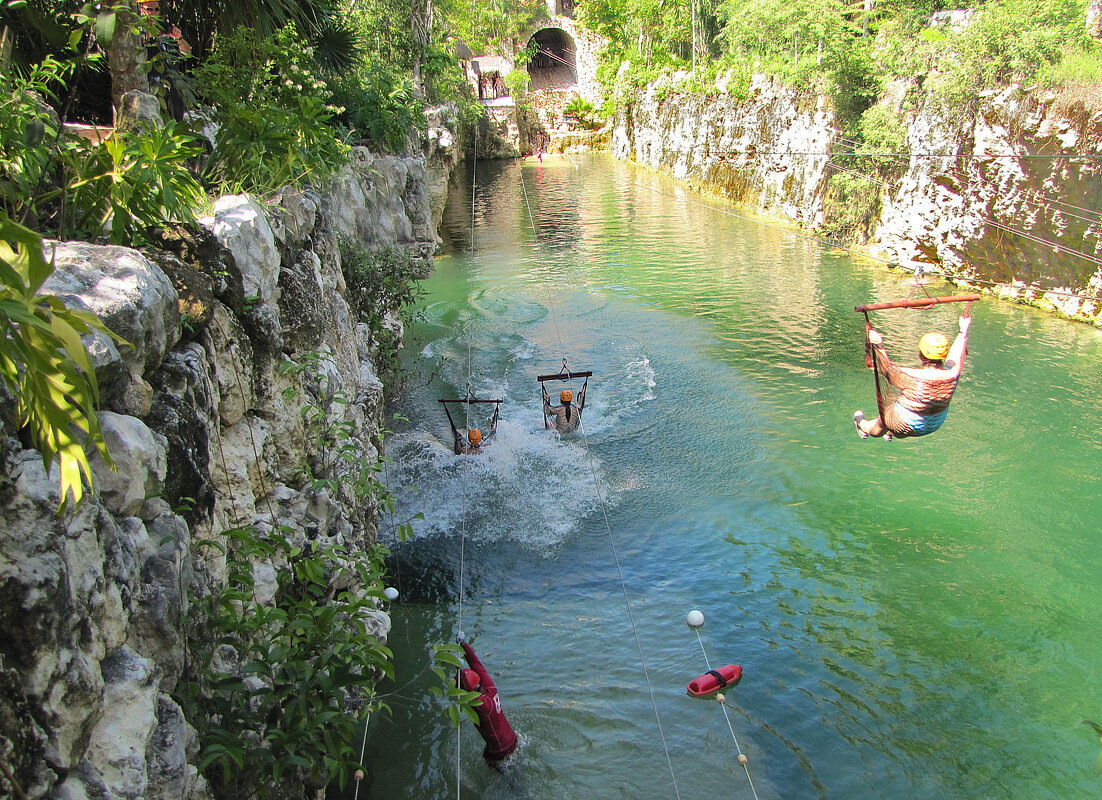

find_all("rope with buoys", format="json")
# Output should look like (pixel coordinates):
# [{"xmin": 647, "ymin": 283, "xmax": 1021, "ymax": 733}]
[
  {"xmin": 687, "ymin": 610, "xmax": 760, "ymax": 800},
  {"xmin": 518, "ymin": 162, "xmax": 684, "ymax": 800}
]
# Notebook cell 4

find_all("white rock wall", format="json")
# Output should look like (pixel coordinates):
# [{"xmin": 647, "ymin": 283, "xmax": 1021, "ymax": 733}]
[
  {"xmin": 0, "ymin": 144, "xmax": 450, "ymax": 799},
  {"xmin": 613, "ymin": 73, "xmax": 834, "ymax": 228},
  {"xmin": 613, "ymin": 75, "xmax": 1102, "ymax": 323}
]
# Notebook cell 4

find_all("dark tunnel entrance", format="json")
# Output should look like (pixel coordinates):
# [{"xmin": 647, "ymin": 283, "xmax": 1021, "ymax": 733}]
[{"xmin": 527, "ymin": 28, "xmax": 577, "ymax": 90}]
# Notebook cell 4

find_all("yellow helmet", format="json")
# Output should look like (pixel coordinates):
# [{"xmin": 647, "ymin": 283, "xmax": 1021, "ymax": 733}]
[
  {"xmin": 919, "ymin": 332, "xmax": 950, "ymax": 360},
  {"xmin": 560, "ymin": 389, "xmax": 573, "ymax": 403},
  {"xmin": 468, "ymin": 428, "xmax": 482, "ymax": 445}
]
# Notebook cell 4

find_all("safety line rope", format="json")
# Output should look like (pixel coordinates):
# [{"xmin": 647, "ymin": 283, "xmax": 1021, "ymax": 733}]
[
  {"xmin": 693, "ymin": 629, "xmax": 760, "ymax": 800},
  {"xmin": 518, "ymin": 163, "xmax": 683, "ymax": 800}
]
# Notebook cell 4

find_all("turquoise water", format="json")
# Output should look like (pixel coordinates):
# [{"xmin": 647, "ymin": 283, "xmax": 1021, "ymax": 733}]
[{"xmin": 364, "ymin": 153, "xmax": 1102, "ymax": 799}]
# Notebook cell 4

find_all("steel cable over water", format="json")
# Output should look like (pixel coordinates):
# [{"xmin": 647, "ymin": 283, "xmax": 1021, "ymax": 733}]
[
  {"xmin": 453, "ymin": 131, "xmax": 481, "ymax": 800},
  {"xmin": 579, "ymin": 158, "xmax": 1102, "ymax": 304},
  {"xmin": 517, "ymin": 163, "xmax": 684, "ymax": 800}
]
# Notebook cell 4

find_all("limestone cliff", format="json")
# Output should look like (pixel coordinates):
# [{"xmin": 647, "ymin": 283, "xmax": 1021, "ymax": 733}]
[
  {"xmin": 613, "ymin": 74, "xmax": 1102, "ymax": 324},
  {"xmin": 0, "ymin": 141, "xmax": 455, "ymax": 799}
]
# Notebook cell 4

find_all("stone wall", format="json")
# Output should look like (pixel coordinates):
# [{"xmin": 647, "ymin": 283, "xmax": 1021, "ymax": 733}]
[
  {"xmin": 613, "ymin": 74, "xmax": 1102, "ymax": 324},
  {"xmin": 0, "ymin": 136, "xmax": 456, "ymax": 799}
]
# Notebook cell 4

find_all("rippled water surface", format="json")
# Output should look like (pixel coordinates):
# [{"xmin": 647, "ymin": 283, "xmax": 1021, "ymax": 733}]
[{"xmin": 362, "ymin": 154, "xmax": 1102, "ymax": 799}]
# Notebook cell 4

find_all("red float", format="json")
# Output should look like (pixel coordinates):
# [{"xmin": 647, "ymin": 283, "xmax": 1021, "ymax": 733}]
[{"xmin": 687, "ymin": 664, "xmax": 742, "ymax": 697}]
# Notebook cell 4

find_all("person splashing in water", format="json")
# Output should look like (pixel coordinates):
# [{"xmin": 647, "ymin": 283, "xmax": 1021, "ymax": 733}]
[
  {"xmin": 455, "ymin": 427, "xmax": 487, "ymax": 455},
  {"xmin": 456, "ymin": 636, "xmax": 518, "ymax": 771},
  {"xmin": 543, "ymin": 385, "xmax": 586, "ymax": 433}
]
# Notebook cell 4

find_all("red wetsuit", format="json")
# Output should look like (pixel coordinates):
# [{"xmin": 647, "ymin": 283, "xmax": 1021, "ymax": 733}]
[{"xmin": 460, "ymin": 641, "xmax": 518, "ymax": 762}]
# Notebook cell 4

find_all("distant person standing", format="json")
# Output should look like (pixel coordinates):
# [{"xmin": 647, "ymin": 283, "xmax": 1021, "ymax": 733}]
[{"xmin": 456, "ymin": 637, "xmax": 518, "ymax": 769}]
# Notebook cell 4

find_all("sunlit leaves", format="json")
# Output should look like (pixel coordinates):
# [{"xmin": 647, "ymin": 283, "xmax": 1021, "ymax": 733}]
[
  {"xmin": 179, "ymin": 525, "xmax": 397, "ymax": 797},
  {"xmin": 0, "ymin": 213, "xmax": 117, "ymax": 510}
]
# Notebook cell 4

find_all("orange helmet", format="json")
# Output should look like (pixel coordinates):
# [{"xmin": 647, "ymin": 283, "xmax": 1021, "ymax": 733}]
[
  {"xmin": 468, "ymin": 428, "xmax": 482, "ymax": 445},
  {"xmin": 918, "ymin": 332, "xmax": 950, "ymax": 360},
  {"xmin": 560, "ymin": 389, "xmax": 573, "ymax": 403},
  {"xmin": 459, "ymin": 669, "xmax": 481, "ymax": 691}
]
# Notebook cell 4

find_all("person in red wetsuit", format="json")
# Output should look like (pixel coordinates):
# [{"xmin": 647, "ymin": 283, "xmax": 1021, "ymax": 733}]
[{"xmin": 456, "ymin": 637, "xmax": 518, "ymax": 768}]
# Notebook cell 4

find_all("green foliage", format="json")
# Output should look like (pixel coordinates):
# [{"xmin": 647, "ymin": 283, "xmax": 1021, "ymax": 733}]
[
  {"xmin": 564, "ymin": 96, "xmax": 604, "ymax": 129},
  {"xmin": 59, "ymin": 123, "xmax": 206, "ymax": 244},
  {"xmin": 1037, "ymin": 43, "xmax": 1102, "ymax": 88},
  {"xmin": 577, "ymin": 0, "xmax": 704, "ymax": 68},
  {"xmin": 2, "ymin": 15, "xmax": 204, "ymax": 245},
  {"xmin": 330, "ymin": 67, "xmax": 425, "ymax": 152},
  {"xmin": 821, "ymin": 104, "xmax": 908, "ymax": 243},
  {"xmin": 427, "ymin": 642, "xmax": 482, "ymax": 728},
  {"xmin": 918, "ymin": 0, "xmax": 1080, "ymax": 103},
  {"xmin": 338, "ymin": 239, "xmax": 425, "ymax": 385},
  {"xmin": 196, "ymin": 25, "xmax": 350, "ymax": 196},
  {"xmin": 0, "ymin": 212, "xmax": 118, "ymax": 510},
  {"xmin": 170, "ymin": 0, "xmax": 347, "ymax": 60},
  {"xmin": 584, "ymin": 0, "xmax": 1101, "ymax": 136},
  {"xmin": 180, "ymin": 525, "xmax": 395, "ymax": 798},
  {"xmin": 0, "ymin": 54, "xmax": 69, "ymax": 223},
  {"xmin": 504, "ymin": 67, "xmax": 531, "ymax": 102},
  {"xmin": 436, "ymin": 0, "xmax": 547, "ymax": 56},
  {"xmin": 339, "ymin": 239, "xmax": 425, "ymax": 330},
  {"xmin": 878, "ymin": 0, "xmax": 1092, "ymax": 105}
]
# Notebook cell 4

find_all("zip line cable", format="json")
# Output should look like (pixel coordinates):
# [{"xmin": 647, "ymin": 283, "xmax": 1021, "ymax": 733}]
[
  {"xmin": 454, "ymin": 135, "xmax": 481, "ymax": 800},
  {"xmin": 579, "ymin": 158, "xmax": 1102, "ymax": 304},
  {"xmin": 738, "ymin": 147, "xmax": 1102, "ymax": 160},
  {"xmin": 823, "ymin": 158, "xmax": 1102, "ymax": 272},
  {"xmin": 517, "ymin": 164, "xmax": 684, "ymax": 800},
  {"xmin": 692, "ymin": 628, "xmax": 760, "ymax": 800}
]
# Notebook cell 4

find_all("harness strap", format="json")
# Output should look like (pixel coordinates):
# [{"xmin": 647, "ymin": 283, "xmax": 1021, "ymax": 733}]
[{"xmin": 706, "ymin": 669, "xmax": 729, "ymax": 688}]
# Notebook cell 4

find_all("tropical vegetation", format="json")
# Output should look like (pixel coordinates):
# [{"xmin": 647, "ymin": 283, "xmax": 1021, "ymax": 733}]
[{"xmin": 3, "ymin": 0, "xmax": 1101, "ymax": 795}]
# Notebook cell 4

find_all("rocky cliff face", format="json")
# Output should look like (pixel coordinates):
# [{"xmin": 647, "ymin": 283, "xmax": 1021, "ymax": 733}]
[
  {"xmin": 613, "ymin": 75, "xmax": 1102, "ymax": 323},
  {"xmin": 0, "ymin": 142, "xmax": 454, "ymax": 799}
]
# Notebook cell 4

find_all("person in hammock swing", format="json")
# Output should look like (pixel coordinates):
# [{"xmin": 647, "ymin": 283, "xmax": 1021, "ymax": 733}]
[
  {"xmin": 853, "ymin": 313, "xmax": 972, "ymax": 440},
  {"xmin": 452, "ymin": 407, "xmax": 499, "ymax": 455},
  {"xmin": 543, "ymin": 383, "xmax": 586, "ymax": 433}
]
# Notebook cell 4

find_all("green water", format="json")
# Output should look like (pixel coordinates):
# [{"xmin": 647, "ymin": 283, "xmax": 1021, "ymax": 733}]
[{"xmin": 363, "ymin": 153, "xmax": 1102, "ymax": 799}]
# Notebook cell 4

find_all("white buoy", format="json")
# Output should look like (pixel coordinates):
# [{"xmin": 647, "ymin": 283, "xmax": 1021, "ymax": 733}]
[
  {"xmin": 383, "ymin": 587, "xmax": 399, "ymax": 601},
  {"xmin": 686, "ymin": 609, "xmax": 705, "ymax": 628}
]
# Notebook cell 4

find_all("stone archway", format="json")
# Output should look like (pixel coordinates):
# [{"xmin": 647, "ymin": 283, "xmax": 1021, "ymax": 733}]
[{"xmin": 527, "ymin": 27, "xmax": 577, "ymax": 90}]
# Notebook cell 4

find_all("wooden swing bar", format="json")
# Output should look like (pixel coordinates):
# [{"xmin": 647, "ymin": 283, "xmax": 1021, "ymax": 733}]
[
  {"xmin": 438, "ymin": 398, "xmax": 503, "ymax": 405},
  {"xmin": 536, "ymin": 370, "xmax": 592, "ymax": 382},
  {"xmin": 854, "ymin": 294, "xmax": 981, "ymax": 313}
]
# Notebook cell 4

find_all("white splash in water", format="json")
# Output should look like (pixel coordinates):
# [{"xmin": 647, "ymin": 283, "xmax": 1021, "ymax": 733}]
[{"xmin": 385, "ymin": 418, "xmax": 613, "ymax": 552}]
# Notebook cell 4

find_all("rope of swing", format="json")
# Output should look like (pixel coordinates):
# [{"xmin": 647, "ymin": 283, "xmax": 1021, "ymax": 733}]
[
  {"xmin": 518, "ymin": 164, "xmax": 683, "ymax": 800},
  {"xmin": 691, "ymin": 628, "xmax": 760, "ymax": 800},
  {"xmin": 862, "ymin": 311, "xmax": 887, "ymax": 425}
]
